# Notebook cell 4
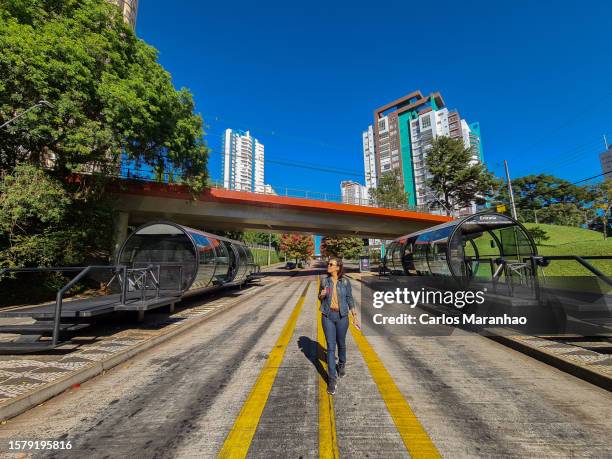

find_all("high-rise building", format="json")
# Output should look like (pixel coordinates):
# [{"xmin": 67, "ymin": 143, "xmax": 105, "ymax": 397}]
[
  {"xmin": 341, "ymin": 180, "xmax": 369, "ymax": 206},
  {"xmin": 263, "ymin": 184, "xmax": 277, "ymax": 195},
  {"xmin": 363, "ymin": 90, "xmax": 484, "ymax": 210},
  {"xmin": 109, "ymin": 0, "xmax": 138, "ymax": 28},
  {"xmin": 222, "ymin": 129, "xmax": 265, "ymax": 193},
  {"xmin": 362, "ymin": 125, "xmax": 377, "ymax": 190},
  {"xmin": 600, "ymin": 145, "xmax": 612, "ymax": 175}
]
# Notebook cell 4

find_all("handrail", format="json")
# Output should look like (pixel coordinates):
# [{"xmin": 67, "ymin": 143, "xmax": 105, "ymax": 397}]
[
  {"xmin": 533, "ymin": 255, "xmax": 612, "ymax": 287},
  {"xmin": 131, "ymin": 262, "xmax": 184, "ymax": 294},
  {"xmin": 1, "ymin": 263, "xmax": 185, "ymax": 347},
  {"xmin": 1, "ymin": 266, "xmax": 93, "ymax": 278},
  {"xmin": 52, "ymin": 265, "xmax": 120, "ymax": 345}
]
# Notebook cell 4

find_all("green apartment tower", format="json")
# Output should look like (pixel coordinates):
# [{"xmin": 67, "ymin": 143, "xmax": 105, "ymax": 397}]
[{"xmin": 362, "ymin": 90, "xmax": 484, "ymax": 210}]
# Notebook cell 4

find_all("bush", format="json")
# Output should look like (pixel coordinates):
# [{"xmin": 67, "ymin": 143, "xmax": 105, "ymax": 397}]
[{"xmin": 0, "ymin": 164, "xmax": 113, "ymax": 305}]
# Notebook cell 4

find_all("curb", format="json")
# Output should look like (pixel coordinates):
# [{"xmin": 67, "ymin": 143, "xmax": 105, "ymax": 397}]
[
  {"xmin": 346, "ymin": 274, "xmax": 612, "ymax": 393},
  {"xmin": 487, "ymin": 334, "xmax": 612, "ymax": 392},
  {"xmin": 0, "ymin": 276, "xmax": 289, "ymax": 422}
]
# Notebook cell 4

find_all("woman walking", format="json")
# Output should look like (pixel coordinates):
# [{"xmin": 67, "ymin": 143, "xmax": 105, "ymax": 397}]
[{"xmin": 318, "ymin": 257, "xmax": 359, "ymax": 395}]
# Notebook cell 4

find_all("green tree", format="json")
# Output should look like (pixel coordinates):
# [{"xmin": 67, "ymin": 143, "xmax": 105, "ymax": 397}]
[
  {"xmin": 497, "ymin": 174, "xmax": 595, "ymax": 212},
  {"xmin": 0, "ymin": 163, "xmax": 113, "ymax": 268},
  {"xmin": 425, "ymin": 136, "xmax": 498, "ymax": 215},
  {"xmin": 534, "ymin": 203, "xmax": 587, "ymax": 227},
  {"xmin": 320, "ymin": 236, "xmax": 364, "ymax": 260},
  {"xmin": 0, "ymin": 0, "xmax": 208, "ymax": 188},
  {"xmin": 594, "ymin": 179, "xmax": 612, "ymax": 239},
  {"xmin": 213, "ymin": 230, "xmax": 244, "ymax": 241},
  {"xmin": 0, "ymin": 0, "xmax": 210, "ymax": 304},
  {"xmin": 369, "ymin": 169, "xmax": 410, "ymax": 209},
  {"xmin": 280, "ymin": 234, "xmax": 313, "ymax": 264}
]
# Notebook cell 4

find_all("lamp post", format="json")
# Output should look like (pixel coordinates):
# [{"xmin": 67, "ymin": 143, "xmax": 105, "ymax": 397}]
[
  {"xmin": 504, "ymin": 160, "xmax": 518, "ymax": 220},
  {"xmin": 0, "ymin": 100, "xmax": 55, "ymax": 129}
]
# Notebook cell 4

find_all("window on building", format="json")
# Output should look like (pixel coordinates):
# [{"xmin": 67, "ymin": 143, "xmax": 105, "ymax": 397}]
[
  {"xmin": 378, "ymin": 119, "xmax": 386, "ymax": 131},
  {"xmin": 421, "ymin": 115, "xmax": 431, "ymax": 129}
]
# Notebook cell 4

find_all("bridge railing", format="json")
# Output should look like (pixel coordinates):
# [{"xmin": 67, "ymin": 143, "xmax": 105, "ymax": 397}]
[
  {"xmin": 206, "ymin": 178, "xmax": 426, "ymax": 211},
  {"xmin": 108, "ymin": 166, "xmax": 449, "ymax": 215}
]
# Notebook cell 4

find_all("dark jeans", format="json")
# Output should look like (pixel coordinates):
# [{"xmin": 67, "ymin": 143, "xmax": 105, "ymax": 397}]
[{"xmin": 322, "ymin": 310, "xmax": 349, "ymax": 383}]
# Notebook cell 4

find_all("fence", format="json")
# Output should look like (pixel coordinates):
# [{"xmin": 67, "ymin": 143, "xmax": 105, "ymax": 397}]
[{"xmin": 112, "ymin": 166, "xmax": 448, "ymax": 215}]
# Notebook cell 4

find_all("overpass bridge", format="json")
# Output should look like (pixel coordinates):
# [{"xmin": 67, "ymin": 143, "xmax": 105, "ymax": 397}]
[{"xmin": 109, "ymin": 178, "xmax": 452, "ymax": 249}]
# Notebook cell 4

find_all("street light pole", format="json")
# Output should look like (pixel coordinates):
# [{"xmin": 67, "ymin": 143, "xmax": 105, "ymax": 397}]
[
  {"xmin": 0, "ymin": 100, "xmax": 54, "ymax": 129},
  {"xmin": 504, "ymin": 160, "xmax": 518, "ymax": 220}
]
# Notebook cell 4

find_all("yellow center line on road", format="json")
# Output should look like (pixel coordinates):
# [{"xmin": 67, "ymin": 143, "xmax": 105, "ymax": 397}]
[
  {"xmin": 349, "ymin": 296, "xmax": 441, "ymax": 459},
  {"xmin": 317, "ymin": 276, "xmax": 340, "ymax": 459},
  {"xmin": 217, "ymin": 281, "xmax": 311, "ymax": 459}
]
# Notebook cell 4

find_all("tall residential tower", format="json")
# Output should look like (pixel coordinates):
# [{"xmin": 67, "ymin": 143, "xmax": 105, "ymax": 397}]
[
  {"xmin": 341, "ymin": 180, "xmax": 369, "ymax": 206},
  {"xmin": 109, "ymin": 0, "xmax": 138, "ymax": 28},
  {"xmin": 362, "ymin": 90, "xmax": 484, "ymax": 210},
  {"xmin": 222, "ymin": 129, "xmax": 265, "ymax": 193}
]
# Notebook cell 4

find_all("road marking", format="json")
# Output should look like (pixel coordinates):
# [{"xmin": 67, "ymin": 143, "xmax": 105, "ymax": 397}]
[
  {"xmin": 217, "ymin": 281, "xmax": 311, "ymax": 458},
  {"xmin": 349, "ymin": 312, "xmax": 441, "ymax": 458},
  {"xmin": 317, "ymin": 276, "xmax": 340, "ymax": 459}
]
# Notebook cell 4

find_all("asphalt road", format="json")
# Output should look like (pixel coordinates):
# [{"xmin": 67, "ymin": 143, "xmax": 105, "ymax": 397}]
[{"xmin": 0, "ymin": 269, "xmax": 610, "ymax": 458}]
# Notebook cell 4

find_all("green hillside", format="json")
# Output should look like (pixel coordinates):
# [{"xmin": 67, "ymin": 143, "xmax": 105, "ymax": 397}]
[
  {"xmin": 468, "ymin": 223, "xmax": 612, "ymax": 277},
  {"xmin": 523, "ymin": 223, "xmax": 612, "ymax": 276}
]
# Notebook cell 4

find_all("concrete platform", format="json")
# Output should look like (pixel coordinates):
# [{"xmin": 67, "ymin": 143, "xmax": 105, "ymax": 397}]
[{"xmin": 0, "ymin": 292, "xmax": 181, "ymax": 320}]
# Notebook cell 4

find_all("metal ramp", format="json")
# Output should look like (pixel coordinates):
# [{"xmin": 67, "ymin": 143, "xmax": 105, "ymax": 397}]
[{"xmin": 0, "ymin": 265, "xmax": 182, "ymax": 354}]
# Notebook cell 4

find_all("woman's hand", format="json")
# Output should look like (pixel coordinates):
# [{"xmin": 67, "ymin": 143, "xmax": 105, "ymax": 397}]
[
  {"xmin": 319, "ymin": 288, "xmax": 327, "ymax": 298},
  {"xmin": 351, "ymin": 309, "xmax": 360, "ymax": 328}
]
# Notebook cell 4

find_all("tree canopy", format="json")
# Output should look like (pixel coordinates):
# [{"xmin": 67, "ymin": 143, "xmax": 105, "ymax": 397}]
[
  {"xmin": 320, "ymin": 236, "xmax": 363, "ymax": 260},
  {"xmin": 594, "ymin": 179, "xmax": 612, "ymax": 238},
  {"xmin": 280, "ymin": 234, "xmax": 314, "ymax": 262},
  {"xmin": 369, "ymin": 169, "xmax": 410, "ymax": 209},
  {"xmin": 497, "ymin": 174, "xmax": 596, "ymax": 211},
  {"xmin": 0, "ymin": 0, "xmax": 210, "ymax": 300},
  {"xmin": 0, "ymin": 163, "xmax": 113, "ymax": 268},
  {"xmin": 425, "ymin": 136, "xmax": 498, "ymax": 215},
  {"xmin": 0, "ymin": 0, "xmax": 208, "ymax": 187}
]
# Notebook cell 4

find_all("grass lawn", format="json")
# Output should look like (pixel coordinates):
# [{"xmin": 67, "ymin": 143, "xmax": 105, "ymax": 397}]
[
  {"xmin": 523, "ymin": 223, "xmax": 612, "ymax": 276},
  {"xmin": 468, "ymin": 223, "xmax": 612, "ymax": 277}
]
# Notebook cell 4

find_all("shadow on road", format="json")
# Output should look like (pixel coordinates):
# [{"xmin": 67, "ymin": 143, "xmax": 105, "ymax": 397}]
[{"xmin": 297, "ymin": 335, "xmax": 329, "ymax": 384}]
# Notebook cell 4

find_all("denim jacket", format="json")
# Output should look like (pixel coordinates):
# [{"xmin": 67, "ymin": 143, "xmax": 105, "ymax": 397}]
[{"xmin": 319, "ymin": 276, "xmax": 355, "ymax": 317}]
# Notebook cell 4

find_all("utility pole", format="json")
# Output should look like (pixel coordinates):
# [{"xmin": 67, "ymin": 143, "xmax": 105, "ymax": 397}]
[
  {"xmin": 267, "ymin": 233, "xmax": 271, "ymax": 266},
  {"xmin": 504, "ymin": 160, "xmax": 518, "ymax": 220},
  {"xmin": 534, "ymin": 209, "xmax": 538, "ymax": 224}
]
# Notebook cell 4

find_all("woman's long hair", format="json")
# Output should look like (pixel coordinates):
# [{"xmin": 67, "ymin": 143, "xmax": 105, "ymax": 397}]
[{"xmin": 327, "ymin": 257, "xmax": 344, "ymax": 278}]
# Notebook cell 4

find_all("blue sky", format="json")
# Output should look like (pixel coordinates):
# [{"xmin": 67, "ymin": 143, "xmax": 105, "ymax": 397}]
[{"xmin": 136, "ymin": 0, "xmax": 612, "ymax": 196}]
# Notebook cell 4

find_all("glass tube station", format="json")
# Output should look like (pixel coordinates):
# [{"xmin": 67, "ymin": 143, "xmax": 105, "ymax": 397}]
[
  {"xmin": 385, "ymin": 212, "xmax": 538, "ymax": 283},
  {"xmin": 117, "ymin": 221, "xmax": 258, "ymax": 296}
]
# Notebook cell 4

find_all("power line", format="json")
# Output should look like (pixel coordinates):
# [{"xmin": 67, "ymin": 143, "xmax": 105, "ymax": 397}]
[
  {"xmin": 570, "ymin": 170, "xmax": 611, "ymax": 186},
  {"xmin": 216, "ymin": 150, "xmax": 369, "ymax": 180},
  {"xmin": 512, "ymin": 138, "xmax": 604, "ymax": 176},
  {"xmin": 205, "ymin": 114, "xmax": 358, "ymax": 155},
  {"xmin": 207, "ymin": 112, "xmax": 612, "ymax": 184},
  {"xmin": 543, "ymin": 140, "xmax": 605, "ymax": 173}
]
